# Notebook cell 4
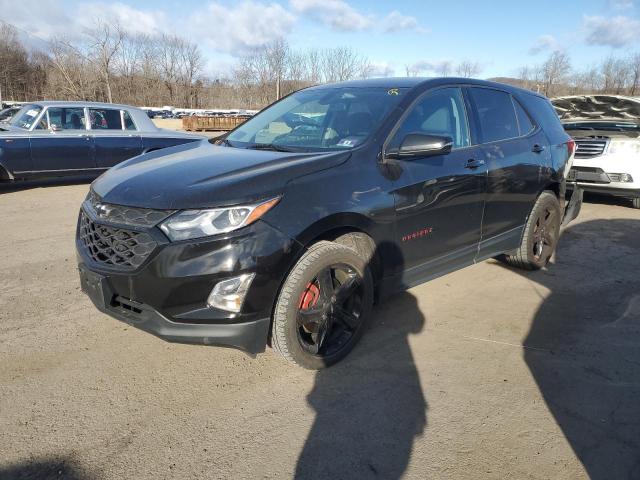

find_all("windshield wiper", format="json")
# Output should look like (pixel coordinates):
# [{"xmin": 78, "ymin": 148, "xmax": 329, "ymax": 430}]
[{"xmin": 246, "ymin": 143, "xmax": 298, "ymax": 152}]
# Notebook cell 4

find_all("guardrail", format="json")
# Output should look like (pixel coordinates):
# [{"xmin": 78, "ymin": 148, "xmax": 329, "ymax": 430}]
[{"xmin": 182, "ymin": 116, "xmax": 250, "ymax": 132}]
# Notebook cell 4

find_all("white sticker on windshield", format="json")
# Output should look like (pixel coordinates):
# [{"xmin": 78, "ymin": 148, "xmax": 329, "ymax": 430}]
[
  {"xmin": 337, "ymin": 137, "xmax": 360, "ymax": 148},
  {"xmin": 25, "ymin": 109, "xmax": 38, "ymax": 117}
]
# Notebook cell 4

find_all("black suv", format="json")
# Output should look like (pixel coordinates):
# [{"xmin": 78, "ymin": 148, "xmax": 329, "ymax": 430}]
[{"xmin": 77, "ymin": 78, "xmax": 581, "ymax": 369}]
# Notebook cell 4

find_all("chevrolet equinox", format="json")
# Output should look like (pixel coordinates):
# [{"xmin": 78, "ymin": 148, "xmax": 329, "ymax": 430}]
[{"xmin": 77, "ymin": 78, "xmax": 582, "ymax": 369}]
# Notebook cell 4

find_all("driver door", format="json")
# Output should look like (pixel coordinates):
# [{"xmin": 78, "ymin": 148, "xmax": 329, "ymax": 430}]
[
  {"xmin": 30, "ymin": 106, "xmax": 95, "ymax": 173},
  {"xmin": 389, "ymin": 87, "xmax": 487, "ymax": 280}
]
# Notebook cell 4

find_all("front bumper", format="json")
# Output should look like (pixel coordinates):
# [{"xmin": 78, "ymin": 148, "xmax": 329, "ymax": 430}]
[
  {"xmin": 77, "ymin": 210, "xmax": 302, "ymax": 354},
  {"xmin": 79, "ymin": 264, "xmax": 271, "ymax": 353},
  {"xmin": 568, "ymin": 182, "xmax": 640, "ymax": 199}
]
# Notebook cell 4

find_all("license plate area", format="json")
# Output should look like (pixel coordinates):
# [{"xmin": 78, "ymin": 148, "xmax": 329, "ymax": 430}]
[{"xmin": 79, "ymin": 265, "xmax": 111, "ymax": 310}]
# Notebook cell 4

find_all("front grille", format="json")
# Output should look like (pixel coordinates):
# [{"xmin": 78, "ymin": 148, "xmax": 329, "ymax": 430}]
[
  {"xmin": 575, "ymin": 139, "xmax": 608, "ymax": 158},
  {"xmin": 87, "ymin": 191, "xmax": 174, "ymax": 227},
  {"xmin": 79, "ymin": 211, "xmax": 157, "ymax": 270}
]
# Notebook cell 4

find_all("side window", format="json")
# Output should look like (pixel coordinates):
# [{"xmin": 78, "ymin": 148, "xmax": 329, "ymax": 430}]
[
  {"xmin": 47, "ymin": 107, "xmax": 87, "ymax": 130},
  {"xmin": 89, "ymin": 108, "xmax": 123, "ymax": 130},
  {"xmin": 513, "ymin": 99, "xmax": 534, "ymax": 136},
  {"xmin": 123, "ymin": 111, "xmax": 136, "ymax": 130},
  {"xmin": 389, "ymin": 87, "xmax": 470, "ymax": 150},
  {"xmin": 469, "ymin": 88, "xmax": 519, "ymax": 143}
]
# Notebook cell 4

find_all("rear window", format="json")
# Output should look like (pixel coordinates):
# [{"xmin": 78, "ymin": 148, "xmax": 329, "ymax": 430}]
[
  {"xmin": 89, "ymin": 108, "xmax": 122, "ymax": 130},
  {"xmin": 518, "ymin": 93, "xmax": 567, "ymax": 144},
  {"xmin": 468, "ymin": 87, "xmax": 519, "ymax": 143}
]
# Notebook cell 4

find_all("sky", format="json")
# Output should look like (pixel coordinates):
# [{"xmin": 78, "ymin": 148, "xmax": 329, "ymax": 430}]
[{"xmin": 1, "ymin": 0, "xmax": 639, "ymax": 79}]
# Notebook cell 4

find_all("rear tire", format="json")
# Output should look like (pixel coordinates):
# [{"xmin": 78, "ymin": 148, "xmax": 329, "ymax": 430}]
[
  {"xmin": 271, "ymin": 241, "xmax": 374, "ymax": 369},
  {"xmin": 632, "ymin": 198, "xmax": 640, "ymax": 209},
  {"xmin": 504, "ymin": 191, "xmax": 561, "ymax": 271}
]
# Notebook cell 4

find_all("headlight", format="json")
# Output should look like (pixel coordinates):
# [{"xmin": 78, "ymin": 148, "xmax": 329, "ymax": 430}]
[
  {"xmin": 608, "ymin": 140, "xmax": 640, "ymax": 155},
  {"xmin": 160, "ymin": 197, "xmax": 280, "ymax": 241}
]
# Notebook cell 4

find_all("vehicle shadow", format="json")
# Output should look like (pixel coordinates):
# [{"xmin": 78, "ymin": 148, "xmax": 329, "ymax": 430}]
[
  {"xmin": 296, "ymin": 244, "xmax": 426, "ymax": 479},
  {"xmin": 505, "ymin": 219, "xmax": 640, "ymax": 479},
  {"xmin": 0, "ymin": 176, "xmax": 95, "ymax": 194},
  {"xmin": 0, "ymin": 455, "xmax": 94, "ymax": 480},
  {"xmin": 582, "ymin": 191, "xmax": 635, "ymax": 209}
]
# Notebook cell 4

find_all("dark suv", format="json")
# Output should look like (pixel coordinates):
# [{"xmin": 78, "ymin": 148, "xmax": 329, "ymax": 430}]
[{"xmin": 77, "ymin": 78, "xmax": 581, "ymax": 369}]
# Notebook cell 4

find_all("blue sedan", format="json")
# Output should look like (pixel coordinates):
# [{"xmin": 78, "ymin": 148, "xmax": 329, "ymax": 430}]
[{"xmin": 0, "ymin": 101, "xmax": 205, "ymax": 182}]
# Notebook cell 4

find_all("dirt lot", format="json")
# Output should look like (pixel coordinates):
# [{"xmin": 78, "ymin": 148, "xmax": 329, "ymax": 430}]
[{"xmin": 0, "ymin": 183, "xmax": 639, "ymax": 480}]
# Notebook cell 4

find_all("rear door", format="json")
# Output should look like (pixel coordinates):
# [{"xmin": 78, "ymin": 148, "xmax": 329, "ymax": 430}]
[
  {"xmin": 466, "ymin": 87, "xmax": 550, "ymax": 256},
  {"xmin": 389, "ymin": 87, "xmax": 487, "ymax": 277},
  {"xmin": 29, "ymin": 106, "xmax": 95, "ymax": 173},
  {"xmin": 89, "ymin": 108, "xmax": 143, "ymax": 168}
]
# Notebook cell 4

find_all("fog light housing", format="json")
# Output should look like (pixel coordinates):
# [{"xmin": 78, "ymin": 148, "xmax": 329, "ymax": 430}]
[
  {"xmin": 620, "ymin": 173, "xmax": 634, "ymax": 183},
  {"xmin": 207, "ymin": 274, "xmax": 255, "ymax": 313}
]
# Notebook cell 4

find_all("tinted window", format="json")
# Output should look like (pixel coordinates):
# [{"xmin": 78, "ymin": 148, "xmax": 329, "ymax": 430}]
[
  {"xmin": 123, "ymin": 111, "xmax": 136, "ymax": 130},
  {"xmin": 390, "ymin": 87, "xmax": 470, "ymax": 150},
  {"xmin": 518, "ymin": 93, "xmax": 567, "ymax": 144},
  {"xmin": 514, "ymin": 99, "xmax": 534, "ymax": 135},
  {"xmin": 89, "ymin": 108, "xmax": 122, "ymax": 130},
  {"xmin": 469, "ymin": 88, "xmax": 518, "ymax": 143},
  {"xmin": 47, "ymin": 107, "xmax": 86, "ymax": 130}
]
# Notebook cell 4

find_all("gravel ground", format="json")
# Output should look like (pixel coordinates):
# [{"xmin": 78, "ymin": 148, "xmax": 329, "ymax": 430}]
[{"xmin": 0, "ymin": 183, "xmax": 639, "ymax": 480}]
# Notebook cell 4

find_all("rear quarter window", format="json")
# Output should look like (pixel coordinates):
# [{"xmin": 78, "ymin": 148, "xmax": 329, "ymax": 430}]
[
  {"xmin": 513, "ymin": 99, "xmax": 535, "ymax": 136},
  {"xmin": 517, "ymin": 93, "xmax": 567, "ymax": 144}
]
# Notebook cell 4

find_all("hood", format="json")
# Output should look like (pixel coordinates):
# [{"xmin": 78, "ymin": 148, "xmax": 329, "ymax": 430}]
[
  {"xmin": 92, "ymin": 140, "xmax": 350, "ymax": 209},
  {"xmin": 551, "ymin": 95, "xmax": 640, "ymax": 123}
]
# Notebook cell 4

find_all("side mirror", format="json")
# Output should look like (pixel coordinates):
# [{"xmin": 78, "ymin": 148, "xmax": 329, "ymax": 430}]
[
  {"xmin": 49, "ymin": 124, "xmax": 61, "ymax": 132},
  {"xmin": 386, "ymin": 133, "xmax": 453, "ymax": 160}
]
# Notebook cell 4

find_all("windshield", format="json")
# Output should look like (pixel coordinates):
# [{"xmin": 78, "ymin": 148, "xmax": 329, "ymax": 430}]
[
  {"xmin": 9, "ymin": 104, "xmax": 43, "ymax": 129},
  {"xmin": 563, "ymin": 121, "xmax": 640, "ymax": 132},
  {"xmin": 225, "ymin": 87, "xmax": 407, "ymax": 151}
]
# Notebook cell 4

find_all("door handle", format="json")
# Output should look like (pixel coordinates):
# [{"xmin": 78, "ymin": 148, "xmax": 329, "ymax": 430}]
[
  {"xmin": 465, "ymin": 158, "xmax": 485, "ymax": 169},
  {"xmin": 532, "ymin": 144, "xmax": 546, "ymax": 153}
]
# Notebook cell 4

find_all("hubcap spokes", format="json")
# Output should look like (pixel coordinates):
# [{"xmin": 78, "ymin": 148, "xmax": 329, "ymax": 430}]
[
  {"xmin": 297, "ymin": 264, "xmax": 363, "ymax": 356},
  {"xmin": 532, "ymin": 207, "xmax": 557, "ymax": 261}
]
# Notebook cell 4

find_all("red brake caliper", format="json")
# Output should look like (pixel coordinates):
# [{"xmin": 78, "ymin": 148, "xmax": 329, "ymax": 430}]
[{"xmin": 299, "ymin": 282, "xmax": 320, "ymax": 310}]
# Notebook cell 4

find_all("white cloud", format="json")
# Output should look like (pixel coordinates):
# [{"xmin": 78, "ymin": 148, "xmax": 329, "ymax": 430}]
[
  {"xmin": 609, "ymin": 0, "xmax": 634, "ymax": 9},
  {"xmin": 406, "ymin": 59, "xmax": 454, "ymax": 76},
  {"xmin": 583, "ymin": 15, "xmax": 640, "ymax": 47},
  {"xmin": 290, "ymin": 0, "xmax": 371, "ymax": 31},
  {"xmin": 290, "ymin": 0, "xmax": 425, "ymax": 34},
  {"xmin": 529, "ymin": 34, "xmax": 559, "ymax": 55},
  {"xmin": 367, "ymin": 62, "xmax": 396, "ymax": 77},
  {"xmin": 0, "ymin": 0, "xmax": 165, "ymax": 42},
  {"xmin": 381, "ymin": 11, "xmax": 428, "ymax": 34},
  {"xmin": 189, "ymin": 1, "xmax": 296, "ymax": 53},
  {"xmin": 76, "ymin": 2, "xmax": 167, "ymax": 36}
]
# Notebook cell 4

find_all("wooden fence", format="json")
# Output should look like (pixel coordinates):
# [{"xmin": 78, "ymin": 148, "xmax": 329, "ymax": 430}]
[{"xmin": 182, "ymin": 115, "xmax": 250, "ymax": 132}]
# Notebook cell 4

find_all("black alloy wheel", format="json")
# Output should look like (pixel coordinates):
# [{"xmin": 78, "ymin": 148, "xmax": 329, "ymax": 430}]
[{"xmin": 296, "ymin": 263, "xmax": 364, "ymax": 357}]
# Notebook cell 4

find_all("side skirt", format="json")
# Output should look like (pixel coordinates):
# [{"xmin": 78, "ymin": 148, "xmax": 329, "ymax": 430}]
[{"xmin": 377, "ymin": 226, "xmax": 524, "ymax": 300}]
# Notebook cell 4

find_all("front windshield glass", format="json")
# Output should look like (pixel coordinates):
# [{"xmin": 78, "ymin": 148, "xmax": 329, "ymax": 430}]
[
  {"xmin": 225, "ymin": 87, "xmax": 407, "ymax": 151},
  {"xmin": 9, "ymin": 104, "xmax": 43, "ymax": 129}
]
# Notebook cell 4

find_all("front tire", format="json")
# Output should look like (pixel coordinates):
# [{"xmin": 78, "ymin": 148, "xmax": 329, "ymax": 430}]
[
  {"xmin": 271, "ymin": 241, "xmax": 374, "ymax": 369},
  {"xmin": 504, "ymin": 191, "xmax": 561, "ymax": 271},
  {"xmin": 632, "ymin": 197, "xmax": 640, "ymax": 209}
]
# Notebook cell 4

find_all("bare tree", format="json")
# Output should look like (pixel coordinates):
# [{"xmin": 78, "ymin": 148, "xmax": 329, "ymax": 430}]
[
  {"xmin": 601, "ymin": 56, "xmax": 631, "ymax": 94},
  {"xmin": 630, "ymin": 53, "xmax": 640, "ymax": 96},
  {"xmin": 86, "ymin": 21, "xmax": 124, "ymax": 103},
  {"xmin": 456, "ymin": 60, "xmax": 481, "ymax": 78},
  {"xmin": 540, "ymin": 50, "xmax": 571, "ymax": 96}
]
